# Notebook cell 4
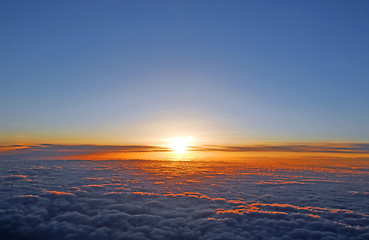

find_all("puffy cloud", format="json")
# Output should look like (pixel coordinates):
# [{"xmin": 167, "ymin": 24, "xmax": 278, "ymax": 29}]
[{"xmin": 0, "ymin": 159, "xmax": 368, "ymax": 239}]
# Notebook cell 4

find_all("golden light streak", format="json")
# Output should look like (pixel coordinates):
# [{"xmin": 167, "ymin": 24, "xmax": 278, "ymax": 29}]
[{"xmin": 167, "ymin": 136, "xmax": 194, "ymax": 154}]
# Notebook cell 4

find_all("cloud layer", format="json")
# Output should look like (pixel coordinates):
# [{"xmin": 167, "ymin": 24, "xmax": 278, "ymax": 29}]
[
  {"xmin": 193, "ymin": 143, "xmax": 369, "ymax": 154},
  {"xmin": 1, "ymin": 142, "xmax": 369, "ymax": 160},
  {"xmin": 1, "ymin": 159, "xmax": 368, "ymax": 239}
]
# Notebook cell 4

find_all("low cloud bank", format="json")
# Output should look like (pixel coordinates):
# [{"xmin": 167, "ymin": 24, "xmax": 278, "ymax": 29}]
[
  {"xmin": 0, "ymin": 144, "xmax": 169, "ymax": 160},
  {"xmin": 1, "ymin": 142, "xmax": 369, "ymax": 160},
  {"xmin": 192, "ymin": 142, "xmax": 369, "ymax": 154}
]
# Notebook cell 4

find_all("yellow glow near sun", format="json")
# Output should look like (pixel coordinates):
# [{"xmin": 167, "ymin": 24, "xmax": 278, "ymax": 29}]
[{"xmin": 168, "ymin": 136, "xmax": 194, "ymax": 154}]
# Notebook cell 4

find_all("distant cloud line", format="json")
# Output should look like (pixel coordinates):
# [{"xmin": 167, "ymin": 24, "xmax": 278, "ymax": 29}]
[
  {"xmin": 192, "ymin": 143, "xmax": 369, "ymax": 154},
  {"xmin": 0, "ymin": 142, "xmax": 368, "ymax": 160}
]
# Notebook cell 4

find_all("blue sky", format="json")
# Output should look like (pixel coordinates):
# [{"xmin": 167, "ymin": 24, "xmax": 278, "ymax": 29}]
[{"xmin": 2, "ymin": 0, "xmax": 369, "ymax": 145}]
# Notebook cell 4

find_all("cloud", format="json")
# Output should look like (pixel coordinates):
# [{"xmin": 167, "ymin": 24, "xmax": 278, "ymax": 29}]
[
  {"xmin": 1, "ymin": 142, "xmax": 369, "ymax": 160},
  {"xmin": 191, "ymin": 143, "xmax": 369, "ymax": 154},
  {"xmin": 1, "ymin": 159, "xmax": 368, "ymax": 239},
  {"xmin": 0, "ymin": 144, "xmax": 170, "ymax": 160}
]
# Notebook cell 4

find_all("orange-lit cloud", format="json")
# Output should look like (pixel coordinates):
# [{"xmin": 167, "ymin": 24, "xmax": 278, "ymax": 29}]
[
  {"xmin": 0, "ymin": 144, "xmax": 170, "ymax": 160},
  {"xmin": 0, "ymin": 142, "xmax": 368, "ymax": 160},
  {"xmin": 191, "ymin": 143, "xmax": 369, "ymax": 154}
]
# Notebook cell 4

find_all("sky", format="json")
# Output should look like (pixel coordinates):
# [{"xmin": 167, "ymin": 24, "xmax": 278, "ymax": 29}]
[
  {"xmin": 1, "ymin": 3, "xmax": 369, "ymax": 238},
  {"xmin": 2, "ymin": 0, "xmax": 369, "ymax": 147}
]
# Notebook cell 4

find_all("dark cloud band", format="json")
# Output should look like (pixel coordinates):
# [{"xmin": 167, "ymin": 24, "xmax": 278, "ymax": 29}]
[{"xmin": 1, "ymin": 142, "xmax": 368, "ymax": 160}]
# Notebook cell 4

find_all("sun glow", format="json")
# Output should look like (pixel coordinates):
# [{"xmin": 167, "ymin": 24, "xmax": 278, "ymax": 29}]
[{"xmin": 168, "ymin": 136, "xmax": 194, "ymax": 154}]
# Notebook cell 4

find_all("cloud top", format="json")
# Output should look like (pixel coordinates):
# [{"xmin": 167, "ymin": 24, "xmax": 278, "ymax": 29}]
[{"xmin": 1, "ymin": 159, "xmax": 368, "ymax": 239}]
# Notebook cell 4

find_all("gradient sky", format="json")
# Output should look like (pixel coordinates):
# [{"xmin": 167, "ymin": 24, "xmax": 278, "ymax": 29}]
[{"xmin": 2, "ymin": 0, "xmax": 369, "ymax": 145}]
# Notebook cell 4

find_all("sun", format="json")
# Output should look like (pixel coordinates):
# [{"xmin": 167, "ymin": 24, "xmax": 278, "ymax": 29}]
[{"xmin": 168, "ymin": 136, "xmax": 194, "ymax": 154}]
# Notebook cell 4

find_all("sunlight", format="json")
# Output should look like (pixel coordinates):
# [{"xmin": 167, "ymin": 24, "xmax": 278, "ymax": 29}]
[{"xmin": 168, "ymin": 136, "xmax": 194, "ymax": 154}]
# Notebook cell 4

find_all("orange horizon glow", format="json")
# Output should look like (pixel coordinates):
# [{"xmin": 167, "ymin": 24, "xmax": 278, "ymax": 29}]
[{"xmin": 1, "ymin": 141, "xmax": 369, "ymax": 161}]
